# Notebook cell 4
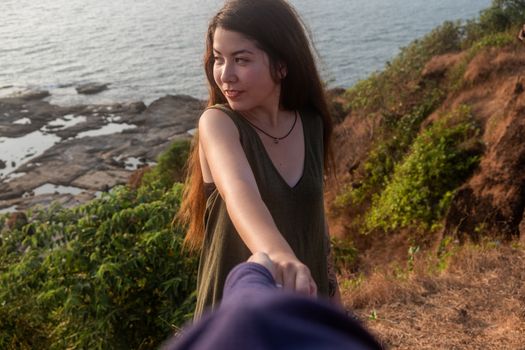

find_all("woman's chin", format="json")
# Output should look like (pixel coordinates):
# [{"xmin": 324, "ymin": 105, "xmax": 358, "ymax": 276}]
[{"xmin": 227, "ymin": 101, "xmax": 249, "ymax": 111}]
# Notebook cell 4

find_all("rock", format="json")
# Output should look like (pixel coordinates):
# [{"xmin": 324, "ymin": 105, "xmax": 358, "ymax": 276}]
[
  {"xmin": 16, "ymin": 90, "xmax": 50, "ymax": 101},
  {"xmin": 76, "ymin": 83, "xmax": 109, "ymax": 95},
  {"xmin": 71, "ymin": 170, "xmax": 131, "ymax": 190},
  {"xmin": 0, "ymin": 92, "xmax": 203, "ymax": 211},
  {"xmin": 514, "ymin": 78, "xmax": 524, "ymax": 95},
  {"xmin": 0, "ymin": 190, "xmax": 25, "ymax": 201},
  {"xmin": 128, "ymin": 101, "xmax": 147, "ymax": 113}
]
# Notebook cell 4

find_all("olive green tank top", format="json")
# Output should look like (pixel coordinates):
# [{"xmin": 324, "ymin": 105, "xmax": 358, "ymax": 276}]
[{"xmin": 193, "ymin": 104, "xmax": 328, "ymax": 319}]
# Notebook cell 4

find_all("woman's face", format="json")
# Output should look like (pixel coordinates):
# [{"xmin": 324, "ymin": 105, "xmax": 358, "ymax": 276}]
[{"xmin": 212, "ymin": 27, "xmax": 281, "ymax": 111}]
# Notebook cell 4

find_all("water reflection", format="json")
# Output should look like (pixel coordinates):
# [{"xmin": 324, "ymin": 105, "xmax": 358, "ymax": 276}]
[
  {"xmin": 75, "ymin": 122, "xmax": 136, "ymax": 138},
  {"xmin": 0, "ymin": 130, "xmax": 60, "ymax": 178}
]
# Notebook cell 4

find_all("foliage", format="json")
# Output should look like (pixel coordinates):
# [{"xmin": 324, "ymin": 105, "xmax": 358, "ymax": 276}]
[
  {"xmin": 447, "ymin": 30, "xmax": 515, "ymax": 93},
  {"xmin": 344, "ymin": 21, "xmax": 461, "ymax": 114},
  {"xmin": 344, "ymin": 0, "xmax": 523, "ymax": 119},
  {"xmin": 335, "ymin": 88, "xmax": 445, "ymax": 208},
  {"xmin": 331, "ymin": 237, "xmax": 358, "ymax": 274},
  {"xmin": 463, "ymin": 0, "xmax": 525, "ymax": 45},
  {"xmin": 336, "ymin": 1, "xmax": 521, "ymax": 231},
  {"xmin": 0, "ymin": 144, "xmax": 197, "ymax": 349},
  {"xmin": 337, "ymin": 22, "xmax": 464, "ymax": 211},
  {"xmin": 435, "ymin": 236, "xmax": 457, "ymax": 272},
  {"xmin": 141, "ymin": 139, "xmax": 191, "ymax": 191},
  {"xmin": 465, "ymin": 30, "xmax": 516, "ymax": 65},
  {"xmin": 364, "ymin": 105, "xmax": 482, "ymax": 232}
]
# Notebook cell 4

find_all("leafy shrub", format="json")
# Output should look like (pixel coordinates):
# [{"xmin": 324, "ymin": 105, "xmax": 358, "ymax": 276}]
[
  {"xmin": 335, "ymin": 88, "xmax": 445, "ymax": 208},
  {"xmin": 344, "ymin": 21, "xmax": 461, "ymax": 115},
  {"xmin": 338, "ymin": 1, "xmax": 519, "ymax": 215},
  {"xmin": 337, "ymin": 22, "xmax": 462, "ymax": 211},
  {"xmin": 0, "ymin": 174, "xmax": 197, "ymax": 347},
  {"xmin": 331, "ymin": 237, "xmax": 358, "ymax": 274},
  {"xmin": 468, "ymin": 31, "xmax": 515, "ymax": 55},
  {"xmin": 140, "ymin": 139, "xmax": 191, "ymax": 191},
  {"xmin": 344, "ymin": 0, "xmax": 523, "ymax": 118},
  {"xmin": 463, "ymin": 0, "xmax": 525, "ymax": 45},
  {"xmin": 447, "ymin": 31, "xmax": 515, "ymax": 93},
  {"xmin": 364, "ymin": 105, "xmax": 482, "ymax": 232}
]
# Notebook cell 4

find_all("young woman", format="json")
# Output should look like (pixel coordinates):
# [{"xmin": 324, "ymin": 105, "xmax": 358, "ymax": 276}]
[{"xmin": 178, "ymin": 0, "xmax": 341, "ymax": 319}]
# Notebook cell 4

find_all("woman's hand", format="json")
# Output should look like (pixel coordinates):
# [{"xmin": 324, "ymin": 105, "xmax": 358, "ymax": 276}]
[
  {"xmin": 268, "ymin": 251, "xmax": 317, "ymax": 297},
  {"xmin": 247, "ymin": 252, "xmax": 277, "ymax": 279}
]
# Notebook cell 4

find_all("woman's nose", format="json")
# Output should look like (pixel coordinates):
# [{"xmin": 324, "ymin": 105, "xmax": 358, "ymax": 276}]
[{"xmin": 221, "ymin": 61, "xmax": 237, "ymax": 83}]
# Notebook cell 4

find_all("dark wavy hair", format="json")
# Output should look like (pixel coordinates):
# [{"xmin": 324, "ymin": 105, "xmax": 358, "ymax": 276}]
[{"xmin": 178, "ymin": 0, "xmax": 334, "ymax": 250}]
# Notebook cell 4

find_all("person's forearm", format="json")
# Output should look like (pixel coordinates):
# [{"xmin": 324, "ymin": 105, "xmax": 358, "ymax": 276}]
[
  {"xmin": 222, "ymin": 179, "xmax": 296, "ymax": 258},
  {"xmin": 223, "ymin": 181, "xmax": 316, "ymax": 295}
]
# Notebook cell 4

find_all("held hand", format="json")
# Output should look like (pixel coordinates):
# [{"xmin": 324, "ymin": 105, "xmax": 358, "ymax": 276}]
[
  {"xmin": 268, "ymin": 252, "xmax": 317, "ymax": 297},
  {"xmin": 247, "ymin": 252, "xmax": 277, "ymax": 280}
]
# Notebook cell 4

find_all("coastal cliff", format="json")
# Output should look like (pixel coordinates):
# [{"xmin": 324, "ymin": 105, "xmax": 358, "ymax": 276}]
[
  {"xmin": 323, "ymin": 3, "xmax": 525, "ymax": 347},
  {"xmin": 328, "ymin": 23, "xmax": 525, "ymax": 244}
]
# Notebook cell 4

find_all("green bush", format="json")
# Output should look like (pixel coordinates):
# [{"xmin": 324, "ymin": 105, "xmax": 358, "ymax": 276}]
[
  {"xmin": 0, "ymin": 184, "xmax": 197, "ymax": 349},
  {"xmin": 344, "ymin": 0, "xmax": 523, "ymax": 118},
  {"xmin": 141, "ymin": 139, "xmax": 191, "ymax": 191},
  {"xmin": 335, "ymin": 88, "xmax": 445, "ymax": 208},
  {"xmin": 344, "ymin": 21, "xmax": 461, "ymax": 115},
  {"xmin": 468, "ymin": 31, "xmax": 515, "ymax": 54},
  {"xmin": 0, "ymin": 141, "xmax": 197, "ymax": 350},
  {"xmin": 463, "ymin": 0, "xmax": 525, "ymax": 45},
  {"xmin": 338, "ymin": 0, "xmax": 520, "ymax": 216},
  {"xmin": 364, "ymin": 105, "xmax": 482, "ymax": 232},
  {"xmin": 331, "ymin": 237, "xmax": 358, "ymax": 274},
  {"xmin": 447, "ymin": 31, "xmax": 515, "ymax": 93}
]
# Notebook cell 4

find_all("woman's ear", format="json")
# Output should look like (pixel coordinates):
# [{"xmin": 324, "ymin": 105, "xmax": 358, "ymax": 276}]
[{"xmin": 278, "ymin": 62, "xmax": 287, "ymax": 79}]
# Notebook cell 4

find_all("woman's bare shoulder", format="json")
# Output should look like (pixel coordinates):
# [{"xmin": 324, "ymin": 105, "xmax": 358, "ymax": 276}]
[{"xmin": 198, "ymin": 107, "xmax": 239, "ymax": 140}]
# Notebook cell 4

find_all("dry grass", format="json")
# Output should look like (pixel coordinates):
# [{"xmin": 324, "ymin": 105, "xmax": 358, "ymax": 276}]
[{"xmin": 341, "ymin": 239, "xmax": 525, "ymax": 349}]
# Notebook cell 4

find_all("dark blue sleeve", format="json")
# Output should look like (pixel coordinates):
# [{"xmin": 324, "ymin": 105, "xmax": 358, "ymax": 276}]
[
  {"xmin": 221, "ymin": 262, "xmax": 278, "ymax": 306},
  {"xmin": 162, "ymin": 262, "xmax": 383, "ymax": 350}
]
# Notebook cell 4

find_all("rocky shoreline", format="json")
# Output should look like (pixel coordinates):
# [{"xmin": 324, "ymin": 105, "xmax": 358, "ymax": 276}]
[{"xmin": 0, "ymin": 89, "xmax": 204, "ymax": 213}]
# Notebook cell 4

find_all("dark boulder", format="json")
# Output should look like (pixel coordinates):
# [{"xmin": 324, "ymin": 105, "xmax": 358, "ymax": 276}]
[
  {"xmin": 17, "ymin": 90, "xmax": 50, "ymax": 101},
  {"xmin": 76, "ymin": 83, "xmax": 109, "ymax": 95}
]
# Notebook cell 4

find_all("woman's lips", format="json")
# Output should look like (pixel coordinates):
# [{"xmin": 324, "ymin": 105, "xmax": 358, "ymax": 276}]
[{"xmin": 224, "ymin": 90, "xmax": 243, "ymax": 99}]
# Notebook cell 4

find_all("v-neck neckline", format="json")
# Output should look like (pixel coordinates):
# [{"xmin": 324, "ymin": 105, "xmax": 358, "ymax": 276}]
[{"xmin": 239, "ymin": 109, "xmax": 307, "ymax": 190}]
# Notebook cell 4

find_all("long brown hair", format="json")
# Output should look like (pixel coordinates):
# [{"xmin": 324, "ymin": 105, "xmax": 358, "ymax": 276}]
[{"xmin": 178, "ymin": 0, "xmax": 334, "ymax": 250}]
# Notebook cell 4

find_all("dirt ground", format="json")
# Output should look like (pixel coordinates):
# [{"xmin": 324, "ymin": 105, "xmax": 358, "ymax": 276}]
[{"xmin": 341, "ymin": 238, "xmax": 525, "ymax": 349}]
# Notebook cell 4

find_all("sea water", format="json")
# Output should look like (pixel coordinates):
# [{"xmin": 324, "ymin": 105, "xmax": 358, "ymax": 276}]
[{"xmin": 0, "ymin": 0, "xmax": 491, "ymax": 106}]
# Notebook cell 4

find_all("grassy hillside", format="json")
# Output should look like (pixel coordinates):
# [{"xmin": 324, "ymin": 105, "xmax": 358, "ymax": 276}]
[
  {"xmin": 329, "ymin": 1, "xmax": 525, "ymax": 347},
  {"xmin": 329, "ymin": 0, "xmax": 524, "ymax": 239}
]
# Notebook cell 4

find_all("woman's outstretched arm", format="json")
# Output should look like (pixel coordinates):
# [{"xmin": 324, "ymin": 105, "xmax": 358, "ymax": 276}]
[{"xmin": 198, "ymin": 108, "xmax": 317, "ymax": 296}]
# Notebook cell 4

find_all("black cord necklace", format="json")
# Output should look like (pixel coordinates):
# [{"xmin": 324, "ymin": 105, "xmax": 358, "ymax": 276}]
[{"xmin": 243, "ymin": 111, "xmax": 298, "ymax": 144}]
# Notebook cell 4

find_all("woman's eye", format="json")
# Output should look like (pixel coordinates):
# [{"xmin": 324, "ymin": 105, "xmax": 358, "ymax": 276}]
[
  {"xmin": 213, "ymin": 56, "xmax": 224, "ymax": 64},
  {"xmin": 235, "ymin": 57, "xmax": 248, "ymax": 64}
]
